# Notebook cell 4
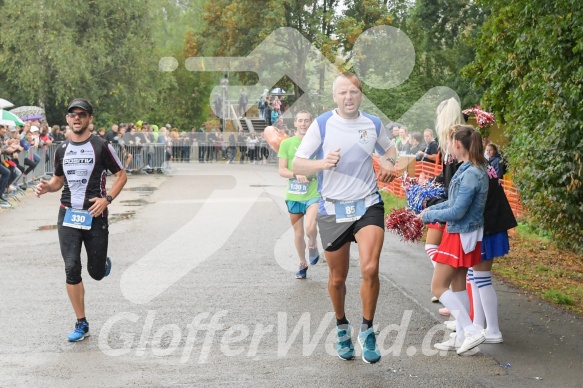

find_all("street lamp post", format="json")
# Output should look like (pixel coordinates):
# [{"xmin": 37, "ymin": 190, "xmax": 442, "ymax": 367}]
[{"xmin": 220, "ymin": 75, "xmax": 229, "ymax": 133}]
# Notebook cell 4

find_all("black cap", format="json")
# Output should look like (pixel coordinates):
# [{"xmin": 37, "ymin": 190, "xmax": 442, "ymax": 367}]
[{"xmin": 67, "ymin": 98, "xmax": 93, "ymax": 115}]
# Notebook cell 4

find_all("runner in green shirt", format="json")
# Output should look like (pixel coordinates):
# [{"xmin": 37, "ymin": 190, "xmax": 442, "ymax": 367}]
[{"xmin": 278, "ymin": 111, "xmax": 320, "ymax": 279}]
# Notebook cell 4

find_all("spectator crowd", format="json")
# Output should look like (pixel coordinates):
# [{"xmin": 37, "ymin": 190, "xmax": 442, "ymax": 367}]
[{"xmin": 2, "ymin": 114, "xmax": 507, "ymax": 210}]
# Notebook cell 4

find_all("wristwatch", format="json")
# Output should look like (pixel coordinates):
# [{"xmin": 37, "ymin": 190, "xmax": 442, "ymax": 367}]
[{"xmin": 106, "ymin": 195, "xmax": 113, "ymax": 203}]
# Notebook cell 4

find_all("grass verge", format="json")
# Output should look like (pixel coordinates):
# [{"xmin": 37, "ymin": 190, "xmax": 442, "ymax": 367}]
[
  {"xmin": 380, "ymin": 190, "xmax": 407, "ymax": 214},
  {"xmin": 494, "ymin": 231, "xmax": 583, "ymax": 315}
]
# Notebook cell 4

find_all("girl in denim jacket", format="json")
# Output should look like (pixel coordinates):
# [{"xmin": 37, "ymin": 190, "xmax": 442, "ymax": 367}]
[{"xmin": 421, "ymin": 125, "xmax": 489, "ymax": 355}]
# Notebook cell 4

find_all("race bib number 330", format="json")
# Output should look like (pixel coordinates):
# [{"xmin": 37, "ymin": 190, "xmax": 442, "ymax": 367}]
[{"xmin": 63, "ymin": 208, "xmax": 93, "ymax": 230}]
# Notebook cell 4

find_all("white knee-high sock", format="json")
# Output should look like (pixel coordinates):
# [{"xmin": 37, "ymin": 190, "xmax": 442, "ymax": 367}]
[
  {"xmin": 455, "ymin": 290, "xmax": 470, "ymax": 312},
  {"xmin": 425, "ymin": 244, "xmax": 438, "ymax": 268},
  {"xmin": 453, "ymin": 290, "xmax": 470, "ymax": 340},
  {"xmin": 474, "ymin": 270, "xmax": 500, "ymax": 333},
  {"xmin": 468, "ymin": 268, "xmax": 485, "ymax": 330},
  {"xmin": 439, "ymin": 290, "xmax": 478, "ymax": 336}
]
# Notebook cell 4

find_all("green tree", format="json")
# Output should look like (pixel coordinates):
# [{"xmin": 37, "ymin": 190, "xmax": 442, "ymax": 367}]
[
  {"xmin": 465, "ymin": 0, "xmax": 583, "ymax": 251},
  {"xmin": 0, "ymin": 0, "xmax": 165, "ymax": 126},
  {"xmin": 404, "ymin": 0, "xmax": 484, "ymax": 107},
  {"xmin": 148, "ymin": 0, "xmax": 213, "ymax": 129},
  {"xmin": 186, "ymin": 0, "xmax": 343, "ymax": 105},
  {"xmin": 340, "ymin": 0, "xmax": 484, "ymax": 126}
]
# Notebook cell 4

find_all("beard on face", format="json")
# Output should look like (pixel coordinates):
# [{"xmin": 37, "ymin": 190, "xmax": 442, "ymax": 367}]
[{"xmin": 72, "ymin": 125, "xmax": 88, "ymax": 134}]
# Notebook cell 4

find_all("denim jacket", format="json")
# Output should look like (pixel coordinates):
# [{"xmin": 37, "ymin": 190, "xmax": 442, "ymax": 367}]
[{"xmin": 422, "ymin": 161, "xmax": 489, "ymax": 233}]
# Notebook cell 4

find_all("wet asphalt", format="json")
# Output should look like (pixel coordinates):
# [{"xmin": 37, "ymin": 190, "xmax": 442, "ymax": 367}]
[{"xmin": 0, "ymin": 162, "xmax": 581, "ymax": 387}]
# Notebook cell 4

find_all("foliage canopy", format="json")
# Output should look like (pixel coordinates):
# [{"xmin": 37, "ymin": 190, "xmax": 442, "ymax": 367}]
[{"xmin": 465, "ymin": 0, "xmax": 583, "ymax": 250}]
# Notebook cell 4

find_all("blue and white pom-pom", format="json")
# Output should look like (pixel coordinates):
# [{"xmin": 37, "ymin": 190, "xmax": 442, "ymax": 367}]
[{"xmin": 404, "ymin": 178, "xmax": 446, "ymax": 215}]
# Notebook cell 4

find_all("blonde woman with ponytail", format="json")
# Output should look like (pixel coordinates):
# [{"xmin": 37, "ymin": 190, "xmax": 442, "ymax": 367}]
[{"xmin": 425, "ymin": 98, "xmax": 465, "ymax": 303}]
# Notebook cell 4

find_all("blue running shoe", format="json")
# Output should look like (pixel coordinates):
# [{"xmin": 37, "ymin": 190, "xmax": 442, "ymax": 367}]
[
  {"xmin": 295, "ymin": 262, "xmax": 308, "ymax": 279},
  {"xmin": 358, "ymin": 327, "xmax": 381, "ymax": 364},
  {"xmin": 337, "ymin": 323, "xmax": 355, "ymax": 360},
  {"xmin": 308, "ymin": 244, "xmax": 320, "ymax": 265},
  {"xmin": 68, "ymin": 321, "xmax": 89, "ymax": 342},
  {"xmin": 104, "ymin": 257, "xmax": 112, "ymax": 277}
]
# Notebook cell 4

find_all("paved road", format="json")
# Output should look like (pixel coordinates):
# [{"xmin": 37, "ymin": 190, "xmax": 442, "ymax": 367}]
[{"xmin": 0, "ymin": 163, "xmax": 581, "ymax": 387}]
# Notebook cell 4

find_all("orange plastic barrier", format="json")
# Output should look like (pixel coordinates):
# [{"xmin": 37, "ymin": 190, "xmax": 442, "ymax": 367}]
[{"xmin": 373, "ymin": 156, "xmax": 523, "ymax": 219}]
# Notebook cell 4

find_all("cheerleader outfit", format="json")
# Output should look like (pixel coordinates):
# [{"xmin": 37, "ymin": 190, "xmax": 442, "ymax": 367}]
[
  {"xmin": 422, "ymin": 161, "xmax": 489, "ymax": 268},
  {"xmin": 433, "ymin": 226, "xmax": 483, "ymax": 268}
]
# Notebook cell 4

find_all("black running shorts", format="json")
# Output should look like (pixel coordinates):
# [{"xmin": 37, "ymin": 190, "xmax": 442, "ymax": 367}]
[{"xmin": 317, "ymin": 202, "xmax": 385, "ymax": 252}]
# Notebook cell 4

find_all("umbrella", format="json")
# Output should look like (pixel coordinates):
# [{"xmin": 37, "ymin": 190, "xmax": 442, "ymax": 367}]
[
  {"xmin": 0, "ymin": 98, "xmax": 14, "ymax": 109},
  {"xmin": 0, "ymin": 110, "xmax": 25, "ymax": 126},
  {"xmin": 9, "ymin": 105, "xmax": 45, "ymax": 120},
  {"xmin": 0, "ymin": 119, "xmax": 18, "ymax": 126}
]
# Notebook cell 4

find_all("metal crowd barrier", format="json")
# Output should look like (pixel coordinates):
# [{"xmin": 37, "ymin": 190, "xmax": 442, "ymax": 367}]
[
  {"xmin": 111, "ymin": 143, "xmax": 170, "ymax": 173},
  {"xmin": 16, "ymin": 145, "xmax": 49, "ymax": 186},
  {"xmin": 16, "ymin": 142, "xmax": 173, "ymax": 183}
]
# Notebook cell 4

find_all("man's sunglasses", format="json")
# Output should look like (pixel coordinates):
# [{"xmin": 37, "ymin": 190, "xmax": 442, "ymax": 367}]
[{"xmin": 67, "ymin": 112, "xmax": 89, "ymax": 119}]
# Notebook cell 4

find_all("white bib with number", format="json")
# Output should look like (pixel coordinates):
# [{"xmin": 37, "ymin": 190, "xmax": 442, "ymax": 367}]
[
  {"xmin": 288, "ymin": 179, "xmax": 309, "ymax": 195},
  {"xmin": 62, "ymin": 208, "xmax": 93, "ymax": 230},
  {"xmin": 334, "ymin": 199, "xmax": 366, "ymax": 223}
]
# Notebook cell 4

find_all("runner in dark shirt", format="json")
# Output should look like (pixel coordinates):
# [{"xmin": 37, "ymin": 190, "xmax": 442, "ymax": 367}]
[{"xmin": 35, "ymin": 98, "xmax": 127, "ymax": 343}]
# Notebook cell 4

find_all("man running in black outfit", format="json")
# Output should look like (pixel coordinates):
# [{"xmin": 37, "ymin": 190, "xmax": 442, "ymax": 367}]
[{"xmin": 35, "ymin": 99, "xmax": 127, "ymax": 342}]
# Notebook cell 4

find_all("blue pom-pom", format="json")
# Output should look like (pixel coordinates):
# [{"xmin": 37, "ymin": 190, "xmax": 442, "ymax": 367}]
[{"xmin": 405, "ymin": 182, "xmax": 446, "ymax": 214}]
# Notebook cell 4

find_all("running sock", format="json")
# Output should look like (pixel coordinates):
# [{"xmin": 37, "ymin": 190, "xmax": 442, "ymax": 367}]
[
  {"xmin": 468, "ymin": 268, "xmax": 486, "ymax": 330},
  {"xmin": 440, "ymin": 290, "xmax": 478, "ymax": 336},
  {"xmin": 425, "ymin": 244, "xmax": 438, "ymax": 268},
  {"xmin": 361, "ymin": 318, "xmax": 373, "ymax": 331},
  {"xmin": 474, "ymin": 270, "xmax": 500, "ymax": 334},
  {"xmin": 336, "ymin": 315, "xmax": 349, "ymax": 326},
  {"xmin": 77, "ymin": 317, "xmax": 87, "ymax": 323}
]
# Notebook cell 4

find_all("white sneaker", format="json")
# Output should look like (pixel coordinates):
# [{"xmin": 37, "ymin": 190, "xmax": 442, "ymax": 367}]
[
  {"xmin": 436, "ymin": 334, "xmax": 482, "ymax": 355},
  {"xmin": 434, "ymin": 335, "xmax": 463, "ymax": 351},
  {"xmin": 457, "ymin": 332, "xmax": 485, "ymax": 355},
  {"xmin": 483, "ymin": 330, "xmax": 503, "ymax": 344},
  {"xmin": 444, "ymin": 320, "xmax": 457, "ymax": 331}
]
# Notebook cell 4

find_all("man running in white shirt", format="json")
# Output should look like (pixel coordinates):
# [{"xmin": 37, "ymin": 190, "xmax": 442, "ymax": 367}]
[{"xmin": 293, "ymin": 72, "xmax": 397, "ymax": 364}]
